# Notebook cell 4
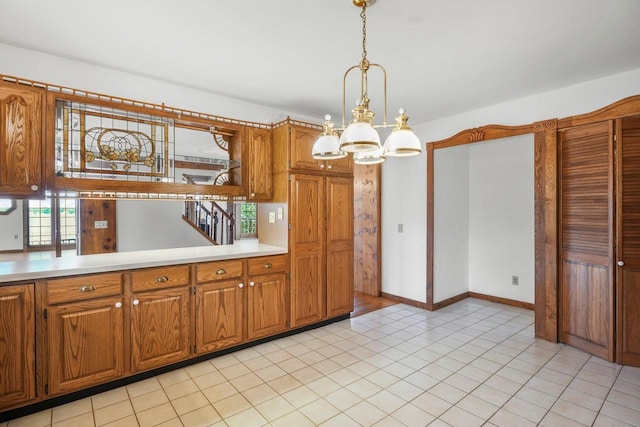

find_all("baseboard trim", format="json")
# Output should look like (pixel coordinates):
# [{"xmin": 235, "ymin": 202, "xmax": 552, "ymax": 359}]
[
  {"xmin": 380, "ymin": 292, "xmax": 427, "ymax": 309},
  {"xmin": 431, "ymin": 292, "xmax": 470, "ymax": 310},
  {"xmin": 468, "ymin": 292, "xmax": 534, "ymax": 310}
]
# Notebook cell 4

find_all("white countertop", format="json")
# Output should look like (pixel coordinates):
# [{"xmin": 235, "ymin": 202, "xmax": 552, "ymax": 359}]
[{"xmin": 0, "ymin": 242, "xmax": 287, "ymax": 283}]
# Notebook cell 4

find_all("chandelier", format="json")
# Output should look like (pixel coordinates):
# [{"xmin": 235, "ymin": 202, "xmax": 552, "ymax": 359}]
[{"xmin": 312, "ymin": 0, "xmax": 422, "ymax": 165}]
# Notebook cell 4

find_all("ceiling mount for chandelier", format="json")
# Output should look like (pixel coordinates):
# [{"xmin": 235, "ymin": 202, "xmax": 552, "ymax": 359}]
[{"xmin": 311, "ymin": 0, "xmax": 422, "ymax": 165}]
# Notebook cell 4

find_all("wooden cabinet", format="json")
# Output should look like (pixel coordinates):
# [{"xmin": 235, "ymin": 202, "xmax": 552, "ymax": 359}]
[
  {"xmin": 195, "ymin": 260, "xmax": 245, "ymax": 353},
  {"xmin": 130, "ymin": 266, "xmax": 191, "ymax": 372},
  {"xmin": 0, "ymin": 83, "xmax": 44, "ymax": 197},
  {"xmin": 247, "ymin": 255, "xmax": 288, "ymax": 340},
  {"xmin": 288, "ymin": 123, "xmax": 352, "ymax": 175},
  {"xmin": 245, "ymin": 127, "xmax": 273, "ymax": 201},
  {"xmin": 0, "ymin": 284, "xmax": 35, "ymax": 408},
  {"xmin": 45, "ymin": 273, "xmax": 124, "ymax": 395}
]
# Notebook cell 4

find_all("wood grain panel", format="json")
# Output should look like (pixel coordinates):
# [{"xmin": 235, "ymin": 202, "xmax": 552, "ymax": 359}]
[
  {"xmin": 48, "ymin": 296, "xmax": 123, "ymax": 395},
  {"xmin": 617, "ymin": 115, "xmax": 640, "ymax": 365},
  {"xmin": 289, "ymin": 125, "xmax": 322, "ymax": 172},
  {"xmin": 0, "ymin": 284, "xmax": 35, "ymax": 408},
  {"xmin": 559, "ymin": 121, "xmax": 614, "ymax": 360},
  {"xmin": 131, "ymin": 287, "xmax": 191, "ymax": 372},
  {"xmin": 247, "ymin": 255, "xmax": 287, "ymax": 276},
  {"xmin": 196, "ymin": 260, "xmax": 244, "ymax": 283},
  {"xmin": 131, "ymin": 265, "xmax": 190, "ymax": 291},
  {"xmin": 327, "ymin": 176, "xmax": 354, "ymax": 317},
  {"xmin": 354, "ymin": 164, "xmax": 381, "ymax": 296},
  {"xmin": 46, "ymin": 272, "xmax": 123, "ymax": 305},
  {"xmin": 195, "ymin": 280, "xmax": 244, "ymax": 353},
  {"xmin": 247, "ymin": 273, "xmax": 288, "ymax": 340},
  {"xmin": 78, "ymin": 200, "xmax": 117, "ymax": 255},
  {"xmin": 246, "ymin": 127, "xmax": 273, "ymax": 201},
  {"xmin": 0, "ymin": 84, "xmax": 44, "ymax": 196},
  {"xmin": 290, "ymin": 174, "xmax": 325, "ymax": 327}
]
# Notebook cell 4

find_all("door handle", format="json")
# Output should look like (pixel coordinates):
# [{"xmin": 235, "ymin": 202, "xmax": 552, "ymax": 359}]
[{"xmin": 618, "ymin": 261, "xmax": 625, "ymax": 267}]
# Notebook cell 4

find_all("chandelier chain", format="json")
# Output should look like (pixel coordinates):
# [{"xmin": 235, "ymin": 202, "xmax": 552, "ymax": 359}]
[{"xmin": 361, "ymin": 2, "xmax": 367, "ymax": 61}]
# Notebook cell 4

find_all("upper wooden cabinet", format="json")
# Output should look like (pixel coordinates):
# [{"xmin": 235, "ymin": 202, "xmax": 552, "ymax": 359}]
[
  {"xmin": 0, "ymin": 284, "xmax": 35, "ymax": 409},
  {"xmin": 245, "ymin": 127, "xmax": 273, "ymax": 201},
  {"xmin": 277, "ymin": 120, "xmax": 353, "ymax": 176},
  {"xmin": 0, "ymin": 83, "xmax": 45, "ymax": 197}
]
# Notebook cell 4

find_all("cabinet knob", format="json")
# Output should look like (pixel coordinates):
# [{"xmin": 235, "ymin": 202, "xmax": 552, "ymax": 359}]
[
  {"xmin": 327, "ymin": 164, "xmax": 332, "ymax": 170},
  {"xmin": 250, "ymin": 281, "xmax": 255, "ymax": 287},
  {"xmin": 115, "ymin": 302, "xmax": 122, "ymax": 308},
  {"xmin": 618, "ymin": 260, "xmax": 625, "ymax": 267},
  {"xmin": 320, "ymin": 164, "xmax": 325, "ymax": 169},
  {"xmin": 265, "ymin": 263, "xmax": 272, "ymax": 269},
  {"xmin": 30, "ymin": 184, "xmax": 39, "ymax": 192},
  {"xmin": 238, "ymin": 283, "xmax": 244, "ymax": 288},
  {"xmin": 216, "ymin": 269, "xmax": 226, "ymax": 275},
  {"xmin": 133, "ymin": 299, "xmax": 140, "ymax": 305},
  {"xmin": 250, "ymin": 192, "xmax": 256, "ymax": 198},
  {"xmin": 156, "ymin": 276, "xmax": 169, "ymax": 283},
  {"xmin": 79, "ymin": 285, "xmax": 96, "ymax": 292}
]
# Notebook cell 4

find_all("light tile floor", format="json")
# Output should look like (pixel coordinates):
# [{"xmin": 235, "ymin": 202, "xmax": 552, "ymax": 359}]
[{"xmin": 3, "ymin": 298, "xmax": 640, "ymax": 426}]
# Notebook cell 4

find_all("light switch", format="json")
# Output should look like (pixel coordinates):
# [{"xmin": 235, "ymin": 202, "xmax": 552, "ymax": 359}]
[
  {"xmin": 95, "ymin": 220, "xmax": 108, "ymax": 229},
  {"xmin": 277, "ymin": 207, "xmax": 283, "ymax": 220},
  {"xmin": 268, "ymin": 212, "xmax": 276, "ymax": 224}
]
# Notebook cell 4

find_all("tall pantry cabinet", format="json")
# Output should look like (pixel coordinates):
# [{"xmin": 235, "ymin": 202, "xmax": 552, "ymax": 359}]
[
  {"xmin": 273, "ymin": 120, "xmax": 354, "ymax": 328},
  {"xmin": 559, "ymin": 113, "xmax": 640, "ymax": 366}
]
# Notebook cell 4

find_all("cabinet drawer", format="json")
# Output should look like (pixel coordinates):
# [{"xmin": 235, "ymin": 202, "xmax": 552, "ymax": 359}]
[
  {"xmin": 131, "ymin": 265, "xmax": 190, "ymax": 291},
  {"xmin": 197, "ymin": 260, "xmax": 244, "ymax": 283},
  {"xmin": 46, "ymin": 273, "xmax": 123, "ymax": 304},
  {"xmin": 248, "ymin": 255, "xmax": 287, "ymax": 276}
]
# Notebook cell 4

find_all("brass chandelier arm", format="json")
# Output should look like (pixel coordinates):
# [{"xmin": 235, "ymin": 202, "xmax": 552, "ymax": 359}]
[{"xmin": 341, "ymin": 62, "xmax": 388, "ymax": 129}]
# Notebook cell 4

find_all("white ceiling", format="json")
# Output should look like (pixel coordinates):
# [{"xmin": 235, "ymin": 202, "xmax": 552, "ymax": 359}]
[{"xmin": 1, "ymin": 0, "xmax": 639, "ymax": 126}]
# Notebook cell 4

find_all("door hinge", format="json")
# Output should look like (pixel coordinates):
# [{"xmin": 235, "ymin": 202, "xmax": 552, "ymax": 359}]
[
  {"xmin": 286, "ymin": 272, "xmax": 291, "ymax": 280},
  {"xmin": 194, "ymin": 345, "xmax": 197, "ymax": 353},
  {"xmin": 192, "ymin": 287, "xmax": 197, "ymax": 295},
  {"xmin": 44, "ymin": 384, "xmax": 49, "ymax": 395},
  {"xmin": 288, "ymin": 224, "xmax": 292, "ymax": 230},
  {"xmin": 43, "ymin": 308, "xmax": 48, "ymax": 320}
]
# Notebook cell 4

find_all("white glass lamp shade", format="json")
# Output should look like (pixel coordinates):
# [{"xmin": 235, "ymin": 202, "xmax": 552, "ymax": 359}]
[
  {"xmin": 312, "ymin": 114, "xmax": 347, "ymax": 160},
  {"xmin": 383, "ymin": 108, "xmax": 422, "ymax": 157},
  {"xmin": 353, "ymin": 146, "xmax": 385, "ymax": 165},
  {"xmin": 312, "ymin": 134, "xmax": 346, "ymax": 159},
  {"xmin": 339, "ymin": 121, "xmax": 381, "ymax": 153},
  {"xmin": 384, "ymin": 129, "xmax": 422, "ymax": 157}
]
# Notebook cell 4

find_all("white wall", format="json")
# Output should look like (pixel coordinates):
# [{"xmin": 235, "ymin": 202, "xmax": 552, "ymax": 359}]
[
  {"xmin": 468, "ymin": 135, "xmax": 534, "ymax": 303},
  {"xmin": 0, "ymin": 200, "xmax": 23, "ymax": 251},
  {"xmin": 433, "ymin": 146, "xmax": 469, "ymax": 303},
  {"xmin": 382, "ymin": 67, "xmax": 640, "ymax": 303},
  {"xmin": 116, "ymin": 200, "xmax": 211, "ymax": 252}
]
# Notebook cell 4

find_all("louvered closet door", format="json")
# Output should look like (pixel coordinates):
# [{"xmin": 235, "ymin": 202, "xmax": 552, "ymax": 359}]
[
  {"xmin": 617, "ymin": 115, "xmax": 640, "ymax": 365},
  {"xmin": 560, "ymin": 121, "xmax": 615, "ymax": 361}
]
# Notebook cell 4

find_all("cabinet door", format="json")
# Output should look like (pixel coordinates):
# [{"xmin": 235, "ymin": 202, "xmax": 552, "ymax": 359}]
[
  {"xmin": 326, "ymin": 177, "xmax": 354, "ymax": 317},
  {"xmin": 0, "ymin": 84, "xmax": 44, "ymax": 196},
  {"xmin": 48, "ymin": 296, "xmax": 124, "ymax": 395},
  {"xmin": 289, "ymin": 125, "xmax": 324, "ymax": 172},
  {"xmin": 246, "ymin": 127, "xmax": 273, "ymax": 201},
  {"xmin": 131, "ymin": 287, "xmax": 191, "ymax": 372},
  {"xmin": 247, "ymin": 273, "xmax": 288, "ymax": 340},
  {"xmin": 290, "ymin": 174, "xmax": 325, "ymax": 327},
  {"xmin": 0, "ymin": 284, "xmax": 35, "ymax": 408},
  {"xmin": 195, "ymin": 280, "xmax": 245, "ymax": 353}
]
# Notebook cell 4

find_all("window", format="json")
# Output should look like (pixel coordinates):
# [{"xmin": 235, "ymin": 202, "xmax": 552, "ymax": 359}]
[
  {"xmin": 239, "ymin": 203, "xmax": 257, "ymax": 238},
  {"xmin": 27, "ymin": 193, "xmax": 77, "ymax": 247}
]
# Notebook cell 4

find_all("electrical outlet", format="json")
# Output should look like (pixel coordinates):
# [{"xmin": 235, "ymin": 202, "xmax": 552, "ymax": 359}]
[
  {"xmin": 512, "ymin": 275, "xmax": 519, "ymax": 286},
  {"xmin": 268, "ymin": 212, "xmax": 276, "ymax": 224},
  {"xmin": 398, "ymin": 224, "xmax": 403, "ymax": 233}
]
